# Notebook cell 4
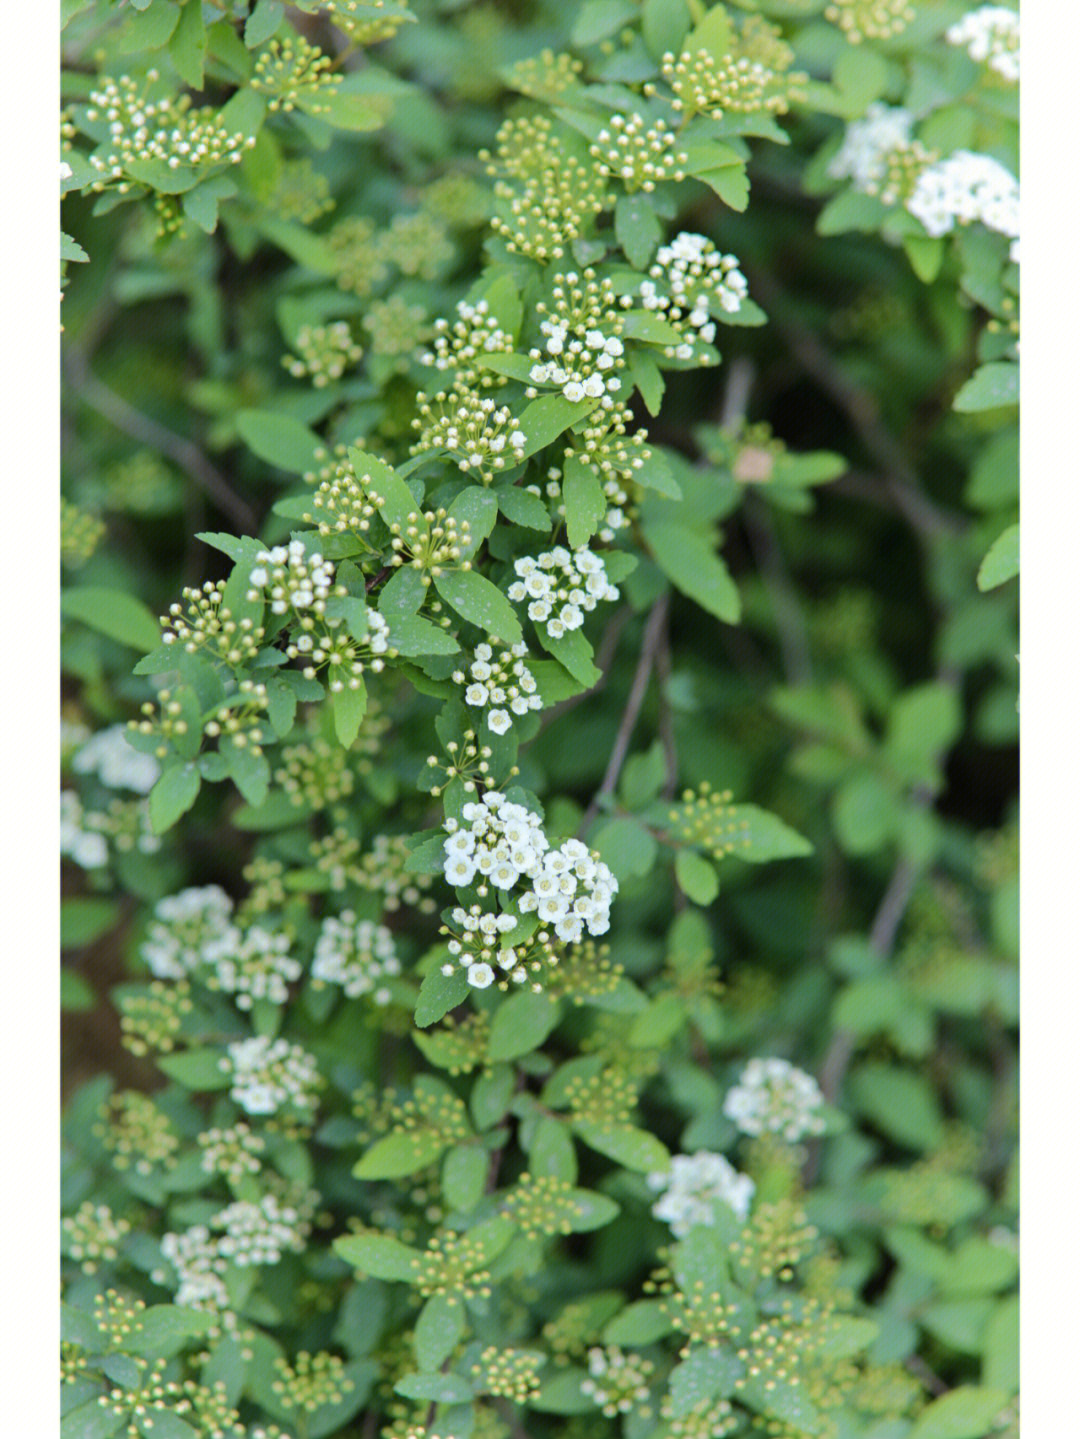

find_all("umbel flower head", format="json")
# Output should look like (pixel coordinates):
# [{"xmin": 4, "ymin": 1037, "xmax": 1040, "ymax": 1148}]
[
  {"xmin": 451, "ymin": 638, "xmax": 543, "ymax": 735},
  {"xmin": 312, "ymin": 911, "xmax": 401, "ymax": 1001},
  {"xmin": 507, "ymin": 546, "xmax": 619, "ymax": 640},
  {"xmin": 526, "ymin": 269, "xmax": 626, "ymax": 407},
  {"xmin": 946, "ymin": 5, "xmax": 1020, "ymax": 84},
  {"xmin": 72, "ymin": 724, "xmax": 160, "ymax": 794},
  {"xmin": 647, "ymin": 1151, "xmax": 756, "ymax": 1236}
]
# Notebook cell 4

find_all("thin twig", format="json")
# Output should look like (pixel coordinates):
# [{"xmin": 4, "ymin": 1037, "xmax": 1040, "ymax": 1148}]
[
  {"xmin": 905, "ymin": 1353, "xmax": 949, "ymax": 1398},
  {"xmin": 580, "ymin": 594, "xmax": 670, "ymax": 832},
  {"xmin": 535, "ymin": 605, "xmax": 631, "ymax": 732},
  {"xmin": 654, "ymin": 606, "xmax": 679, "ymax": 800},
  {"xmin": 63, "ymin": 349, "xmax": 258, "ymax": 532}
]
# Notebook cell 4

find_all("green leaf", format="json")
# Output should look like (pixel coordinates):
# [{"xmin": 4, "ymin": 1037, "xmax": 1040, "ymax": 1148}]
[
  {"xmin": 235, "ymin": 410, "xmax": 324, "ymax": 474},
  {"xmin": 850, "ymin": 1063, "xmax": 945, "ymax": 1151},
  {"xmin": 219, "ymin": 735, "xmax": 270, "ymax": 807},
  {"xmin": 448, "ymin": 487, "xmax": 499, "ymax": 557},
  {"xmin": 603, "ymin": 1300, "xmax": 674, "ymax": 1346},
  {"xmin": 354, "ymin": 1128, "xmax": 448, "ymax": 1179},
  {"xmin": 832, "ymin": 773, "xmax": 897, "ymax": 855},
  {"xmin": 126, "ymin": 1305, "xmax": 215, "ymax": 1359},
  {"xmin": 387, "ymin": 615, "xmax": 460, "ymax": 657},
  {"xmin": 982, "ymin": 1295, "xmax": 1019, "ymax": 1394},
  {"xmin": 61, "ymin": 1402, "xmax": 125, "ymax": 1439},
  {"xmin": 904, "ymin": 234, "xmax": 946, "ymax": 282},
  {"xmin": 518, "ymin": 394, "xmax": 601, "ymax": 460},
  {"xmin": 954, "ymin": 362, "xmax": 1018, "ymax": 413},
  {"xmin": 331, "ymin": 681, "xmax": 368, "ymax": 747},
  {"xmin": 674, "ymin": 849, "xmax": 719, "ymax": 905},
  {"xmin": 61, "ymin": 587, "xmax": 160, "ymax": 652},
  {"xmin": 562, "ymin": 455, "xmax": 608, "ymax": 549},
  {"xmin": 645, "ymin": 520, "xmax": 740, "ymax": 623},
  {"xmin": 536, "ymin": 626, "xmax": 601, "ymax": 687},
  {"xmin": 303, "ymin": 91, "xmax": 387, "ymax": 132},
  {"xmin": 668, "ymin": 1345, "xmax": 744, "ymax": 1416},
  {"xmin": 245, "ymin": 0, "xmax": 284, "ymax": 47},
  {"xmin": 572, "ymin": 0, "xmax": 638, "ymax": 47},
  {"xmin": 334, "ymin": 1231, "xmax": 422, "ymax": 1283},
  {"xmin": 394, "ymin": 1372, "xmax": 475, "ymax": 1404},
  {"xmin": 61, "ymin": 232, "xmax": 89, "ymax": 263},
  {"xmin": 415, "ymin": 966, "xmax": 470, "ymax": 1028},
  {"xmin": 910, "ymin": 1386, "xmax": 1010, "ymax": 1439},
  {"xmin": 697, "ymin": 164, "xmax": 750, "ymax": 210},
  {"xmin": 434, "ymin": 569, "xmax": 523, "ymax": 646},
  {"xmin": 377, "ymin": 564, "xmax": 427, "ymax": 619},
  {"xmin": 497, "ymin": 485, "xmax": 552, "ymax": 530},
  {"xmin": 62, "ymin": 970, "xmax": 96, "ymax": 1011},
  {"xmin": 621, "ymin": 310, "xmax": 685, "ymax": 347},
  {"xmin": 169, "ymin": 0, "xmax": 206, "ymax": 88},
  {"xmin": 488, "ymin": 991, "xmax": 561, "ymax": 1061},
  {"xmin": 591, "ymin": 817, "xmax": 658, "ymax": 882},
  {"xmin": 531, "ymin": 1368, "xmax": 594, "ymax": 1415},
  {"xmin": 573, "ymin": 1120, "xmax": 670, "ymax": 1173},
  {"xmin": 415, "ymin": 1294, "xmax": 467, "ymax": 1372},
  {"xmin": 884, "ymin": 682, "xmax": 963, "ymax": 784},
  {"xmin": 156, "ymin": 1048, "xmax": 231, "ymax": 1090},
  {"xmin": 832, "ymin": 46, "xmax": 888, "ymax": 117},
  {"xmin": 627, "ymin": 348, "xmax": 665, "ymax": 414},
  {"xmin": 977, "ymin": 524, "xmax": 1019, "ymax": 590},
  {"xmin": 615, "ymin": 192, "xmax": 662, "ymax": 269},
  {"xmin": 720, "ymin": 804, "xmax": 813, "ymax": 863},
  {"xmin": 61, "ymin": 899, "xmax": 120, "ymax": 949},
  {"xmin": 148, "ymin": 762, "xmax": 202, "ymax": 834},
  {"xmin": 442, "ymin": 1145, "xmax": 487, "ymax": 1214}
]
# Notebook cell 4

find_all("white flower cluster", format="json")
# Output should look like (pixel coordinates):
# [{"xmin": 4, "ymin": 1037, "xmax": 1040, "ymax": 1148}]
[
  {"xmin": 526, "ymin": 271, "xmax": 625, "ymax": 409},
  {"xmin": 507, "ymin": 547, "xmax": 618, "ymax": 639},
  {"xmin": 159, "ymin": 1226, "xmax": 230, "ymax": 1315},
  {"xmin": 589, "ymin": 112, "xmax": 688, "ymax": 192},
  {"xmin": 946, "ymin": 6, "xmax": 1019, "ymax": 84},
  {"xmin": 224, "ymin": 1036, "xmax": 321, "ymax": 1118},
  {"xmin": 722, "ymin": 1057, "xmax": 826, "ymax": 1142},
  {"xmin": 452, "ymin": 640, "xmax": 543, "ymax": 736},
  {"xmin": 140, "ymin": 886, "xmax": 239, "ymax": 980},
  {"xmin": 61, "ymin": 790, "xmax": 109, "ymax": 869},
  {"xmin": 211, "ymin": 925, "xmax": 302, "ymax": 1009},
  {"xmin": 422, "ymin": 298, "xmax": 515, "ymax": 386},
  {"xmin": 72, "ymin": 725, "xmax": 160, "ymax": 794},
  {"xmin": 443, "ymin": 904, "xmax": 522, "ymax": 989},
  {"xmin": 905, "ymin": 150, "xmax": 1019, "ymax": 255},
  {"xmin": 283, "ymin": 321, "xmax": 363, "ymax": 387},
  {"xmin": 581, "ymin": 1347, "xmax": 653, "ymax": 1415},
  {"xmin": 442, "ymin": 792, "xmax": 619, "ymax": 957},
  {"xmin": 827, "ymin": 103, "xmax": 914, "ymax": 193},
  {"xmin": 212, "ymin": 1195, "xmax": 309, "ymax": 1266},
  {"xmin": 647, "ymin": 1152, "xmax": 756, "ymax": 1236},
  {"xmin": 641, "ymin": 232, "xmax": 748, "ymax": 359},
  {"xmin": 312, "ymin": 912, "xmax": 401, "ymax": 1002},
  {"xmin": 246, "ymin": 539, "xmax": 341, "ymax": 617}
]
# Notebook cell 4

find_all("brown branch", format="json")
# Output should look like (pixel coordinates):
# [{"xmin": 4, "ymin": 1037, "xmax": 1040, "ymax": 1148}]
[
  {"xmin": 63, "ymin": 348, "xmax": 258, "ymax": 532},
  {"xmin": 580, "ymin": 594, "xmax": 670, "ymax": 833}
]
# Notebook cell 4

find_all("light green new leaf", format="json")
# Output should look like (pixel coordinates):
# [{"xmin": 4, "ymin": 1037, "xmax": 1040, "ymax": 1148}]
[
  {"xmin": 61, "ymin": 586, "xmax": 160, "ymax": 652},
  {"xmin": 302, "ymin": 91, "xmax": 387, "ymax": 132},
  {"xmin": 563, "ymin": 455, "xmax": 608, "ymax": 549},
  {"xmin": 245, "ymin": 0, "xmax": 284, "ymax": 47},
  {"xmin": 442, "ymin": 1145, "xmax": 487, "ymax": 1214},
  {"xmin": 910, "ymin": 1386, "xmax": 1011, "ymax": 1439},
  {"xmin": 674, "ymin": 849, "xmax": 719, "ymax": 905},
  {"xmin": 235, "ymin": 411, "xmax": 324, "ymax": 474},
  {"xmin": 334, "ymin": 1231, "xmax": 422, "ymax": 1283},
  {"xmin": 573, "ymin": 1120, "xmax": 671, "ymax": 1173},
  {"xmin": 954, "ymin": 362, "xmax": 1018, "ymax": 413},
  {"xmin": 156, "ymin": 1048, "xmax": 231, "ymax": 1091},
  {"xmin": 645, "ymin": 520, "xmax": 740, "ymax": 623},
  {"xmin": 434, "ymin": 569, "xmax": 523, "ymax": 645},
  {"xmin": 668, "ymin": 1345, "xmax": 744, "ymax": 1417},
  {"xmin": 591, "ymin": 817, "xmax": 658, "ymax": 881},
  {"xmin": 169, "ymin": 0, "xmax": 206, "ymax": 88},
  {"xmin": 603, "ymin": 1300, "xmax": 674, "ymax": 1347},
  {"xmin": 415, "ymin": 1294, "xmax": 467, "ymax": 1372},
  {"xmin": 615, "ymin": 192, "xmax": 662, "ymax": 269},
  {"xmin": 62, "ymin": 898, "xmax": 120, "ymax": 949},
  {"xmin": 488, "ymin": 991, "xmax": 561, "ymax": 1061},
  {"xmin": 394, "ymin": 1372, "xmax": 475, "ymax": 1405},
  {"xmin": 977, "ymin": 523, "xmax": 1019, "ymax": 590},
  {"xmin": 354, "ymin": 1127, "xmax": 448, "ymax": 1179},
  {"xmin": 722, "ymin": 805, "xmax": 813, "ymax": 863},
  {"xmin": 537, "ymin": 626, "xmax": 601, "ymax": 687},
  {"xmin": 517, "ymin": 394, "xmax": 601, "ymax": 460},
  {"xmin": 496, "ymin": 485, "xmax": 552, "ymax": 530},
  {"xmin": 331, "ymin": 681, "xmax": 368, "ymax": 748},
  {"xmin": 148, "ymin": 762, "xmax": 202, "ymax": 834}
]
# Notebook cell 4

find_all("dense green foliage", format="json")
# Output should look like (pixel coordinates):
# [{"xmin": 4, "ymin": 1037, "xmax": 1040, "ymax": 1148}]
[{"xmin": 61, "ymin": 3, "xmax": 1018, "ymax": 1438}]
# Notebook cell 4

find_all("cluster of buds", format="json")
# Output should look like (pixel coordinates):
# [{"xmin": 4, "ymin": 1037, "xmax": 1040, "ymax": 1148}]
[
  {"xmin": 470, "ymin": 1346, "xmax": 545, "ymax": 1402},
  {"xmin": 251, "ymin": 34, "xmax": 340, "ymax": 113},
  {"xmin": 268, "ymin": 157, "xmax": 336, "ymax": 223},
  {"xmin": 422, "ymin": 726, "xmax": 503, "ymax": 797},
  {"xmin": 507, "ymin": 547, "xmax": 619, "ymax": 640},
  {"xmin": 303, "ymin": 455, "xmax": 379, "ymax": 539},
  {"xmin": 83, "ymin": 73, "xmax": 253, "ymax": 190},
  {"xmin": 662, "ymin": 17, "xmax": 806, "ymax": 117},
  {"xmin": 203, "ymin": 680, "xmax": 271, "ymax": 754},
  {"xmin": 412, "ymin": 389, "xmax": 526, "ymax": 482},
  {"xmin": 288, "ymin": 607, "xmax": 393, "ymax": 691},
  {"xmin": 526, "ymin": 270, "xmax": 626, "ymax": 407},
  {"xmin": 440, "ymin": 902, "xmax": 559, "ymax": 990},
  {"xmin": 161, "ymin": 579, "xmax": 266, "ymax": 664},
  {"xmin": 283, "ymin": 322, "xmax": 364, "ymax": 387},
  {"xmin": 319, "ymin": 0, "xmax": 416, "ymax": 46},
  {"xmin": 97, "ymin": 1091, "xmax": 179, "ymax": 1175},
  {"xmin": 60, "ymin": 496, "xmax": 105, "ymax": 567},
  {"xmin": 198, "ymin": 1122, "xmax": 266, "ymax": 1182},
  {"xmin": 247, "ymin": 539, "xmax": 343, "ymax": 619},
  {"xmin": 139, "ymin": 885, "xmax": 239, "ymax": 980},
  {"xmin": 314, "ymin": 830, "xmax": 438, "ymax": 910},
  {"xmin": 272, "ymin": 1351, "xmax": 355, "ymax": 1413},
  {"xmin": 422, "ymin": 298, "xmax": 516, "ymax": 389},
  {"xmin": 328, "ymin": 216, "xmax": 390, "ymax": 296},
  {"xmin": 589, "ymin": 112, "xmax": 687, "ymax": 192},
  {"xmin": 581, "ymin": 1347, "xmax": 654, "ymax": 1417},
  {"xmin": 362, "ymin": 294, "xmax": 431, "ymax": 368},
  {"xmin": 213, "ymin": 1193, "xmax": 311, "ymax": 1266},
  {"xmin": 452, "ymin": 639, "xmax": 544, "ymax": 736},
  {"xmin": 825, "ymin": 0, "xmax": 916, "ymax": 43},
  {"xmin": 387, "ymin": 507, "xmax": 471, "ymax": 583},
  {"xmin": 62, "ymin": 1203, "xmax": 131, "ymax": 1274},
  {"xmin": 505, "ymin": 47, "xmax": 584, "ymax": 101},
  {"xmin": 565, "ymin": 405, "xmax": 650, "ymax": 536},
  {"xmin": 275, "ymin": 734, "xmax": 357, "ymax": 808},
  {"xmin": 117, "ymin": 979, "xmax": 193, "ymax": 1056},
  {"xmin": 482, "ymin": 114, "xmax": 611, "ymax": 262},
  {"xmin": 385, "ymin": 210, "xmax": 456, "ymax": 279}
]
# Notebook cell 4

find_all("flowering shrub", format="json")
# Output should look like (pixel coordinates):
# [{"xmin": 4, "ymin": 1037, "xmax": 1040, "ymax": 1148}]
[{"xmin": 61, "ymin": 3, "xmax": 1017, "ymax": 1439}]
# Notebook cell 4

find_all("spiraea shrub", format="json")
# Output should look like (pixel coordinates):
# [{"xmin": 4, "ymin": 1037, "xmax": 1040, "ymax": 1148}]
[{"xmin": 61, "ymin": 3, "xmax": 1018, "ymax": 1438}]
